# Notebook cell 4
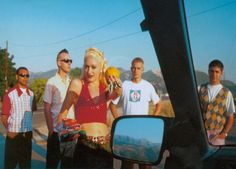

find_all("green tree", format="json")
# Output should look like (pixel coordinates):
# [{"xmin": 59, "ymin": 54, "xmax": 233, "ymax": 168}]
[
  {"xmin": 29, "ymin": 78, "xmax": 48, "ymax": 105},
  {"xmin": 0, "ymin": 48, "xmax": 16, "ymax": 99},
  {"xmin": 70, "ymin": 67, "xmax": 81, "ymax": 79}
]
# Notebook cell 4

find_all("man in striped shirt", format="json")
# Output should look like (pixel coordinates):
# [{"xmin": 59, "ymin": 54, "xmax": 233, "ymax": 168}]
[{"xmin": 1, "ymin": 67, "xmax": 36, "ymax": 169}]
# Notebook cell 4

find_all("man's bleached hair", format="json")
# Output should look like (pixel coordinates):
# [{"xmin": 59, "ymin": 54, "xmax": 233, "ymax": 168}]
[{"xmin": 131, "ymin": 57, "xmax": 144, "ymax": 66}]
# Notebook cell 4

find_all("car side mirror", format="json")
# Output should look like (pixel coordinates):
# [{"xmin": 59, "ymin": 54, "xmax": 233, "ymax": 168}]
[{"xmin": 110, "ymin": 116, "xmax": 165, "ymax": 165}]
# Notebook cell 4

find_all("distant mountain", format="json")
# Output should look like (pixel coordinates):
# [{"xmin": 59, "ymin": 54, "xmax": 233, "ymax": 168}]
[
  {"xmin": 222, "ymin": 80, "xmax": 236, "ymax": 96},
  {"xmin": 118, "ymin": 68, "xmax": 131, "ymax": 82},
  {"xmin": 115, "ymin": 134, "xmax": 159, "ymax": 146},
  {"xmin": 114, "ymin": 134, "xmax": 160, "ymax": 162},
  {"xmin": 195, "ymin": 70, "xmax": 208, "ymax": 85},
  {"xmin": 30, "ymin": 69, "xmax": 57, "ymax": 80},
  {"xmin": 143, "ymin": 70, "xmax": 167, "ymax": 94},
  {"xmin": 117, "ymin": 68, "xmax": 167, "ymax": 94},
  {"xmin": 195, "ymin": 71, "xmax": 236, "ymax": 96},
  {"xmin": 29, "ymin": 68, "xmax": 236, "ymax": 96}
]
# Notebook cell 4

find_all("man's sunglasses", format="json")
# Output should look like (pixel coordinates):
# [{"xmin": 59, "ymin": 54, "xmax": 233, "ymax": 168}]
[
  {"xmin": 60, "ymin": 59, "xmax": 73, "ymax": 63},
  {"xmin": 18, "ymin": 74, "xmax": 30, "ymax": 78}
]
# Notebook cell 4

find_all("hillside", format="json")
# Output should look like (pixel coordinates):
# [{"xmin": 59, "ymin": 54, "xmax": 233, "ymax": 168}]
[
  {"xmin": 195, "ymin": 70, "xmax": 208, "ymax": 85},
  {"xmin": 195, "ymin": 71, "xmax": 236, "ymax": 96},
  {"xmin": 114, "ymin": 134, "xmax": 160, "ymax": 162},
  {"xmin": 30, "ymin": 69, "xmax": 57, "ymax": 80},
  {"xmin": 30, "ymin": 69, "xmax": 236, "ymax": 96}
]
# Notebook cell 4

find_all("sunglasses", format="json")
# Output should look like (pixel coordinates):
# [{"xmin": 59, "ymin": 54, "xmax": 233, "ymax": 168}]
[
  {"xmin": 18, "ymin": 74, "xmax": 30, "ymax": 78},
  {"xmin": 60, "ymin": 59, "xmax": 73, "ymax": 63}
]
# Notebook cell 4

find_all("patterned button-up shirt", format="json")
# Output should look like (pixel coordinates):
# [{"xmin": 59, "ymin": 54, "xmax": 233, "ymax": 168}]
[{"xmin": 2, "ymin": 85, "xmax": 34, "ymax": 132}]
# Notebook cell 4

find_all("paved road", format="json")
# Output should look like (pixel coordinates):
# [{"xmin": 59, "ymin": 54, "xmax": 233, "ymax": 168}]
[{"xmin": 0, "ymin": 107, "xmax": 47, "ymax": 169}]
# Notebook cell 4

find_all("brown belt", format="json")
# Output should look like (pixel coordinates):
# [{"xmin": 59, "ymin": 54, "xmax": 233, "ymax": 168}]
[
  {"xmin": 86, "ymin": 135, "xmax": 110, "ymax": 145},
  {"xmin": 7, "ymin": 131, "xmax": 32, "ymax": 139}
]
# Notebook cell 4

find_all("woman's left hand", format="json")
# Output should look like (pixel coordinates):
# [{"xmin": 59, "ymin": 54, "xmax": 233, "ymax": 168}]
[
  {"xmin": 107, "ymin": 75, "xmax": 122, "ymax": 89},
  {"xmin": 217, "ymin": 132, "xmax": 227, "ymax": 139}
]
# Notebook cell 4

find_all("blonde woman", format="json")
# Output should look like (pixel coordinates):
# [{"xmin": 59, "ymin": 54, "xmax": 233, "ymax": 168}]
[{"xmin": 57, "ymin": 47, "xmax": 121, "ymax": 169}]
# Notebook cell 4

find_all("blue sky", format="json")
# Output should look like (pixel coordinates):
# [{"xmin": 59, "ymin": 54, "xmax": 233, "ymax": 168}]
[
  {"xmin": 1, "ymin": 0, "xmax": 236, "ymax": 82},
  {"xmin": 115, "ymin": 117, "xmax": 164, "ymax": 143},
  {"xmin": 0, "ymin": 0, "xmax": 157, "ymax": 72},
  {"xmin": 185, "ymin": 0, "xmax": 236, "ymax": 82}
]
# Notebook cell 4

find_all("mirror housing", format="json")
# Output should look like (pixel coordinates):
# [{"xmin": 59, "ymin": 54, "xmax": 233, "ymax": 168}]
[{"xmin": 110, "ymin": 116, "xmax": 166, "ymax": 165}]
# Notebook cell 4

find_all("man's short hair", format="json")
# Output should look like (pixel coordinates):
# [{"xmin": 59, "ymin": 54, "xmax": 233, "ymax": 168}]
[
  {"xmin": 209, "ymin": 59, "xmax": 224, "ymax": 71},
  {"xmin": 57, "ymin": 49, "xmax": 69, "ymax": 60},
  {"xmin": 131, "ymin": 57, "xmax": 144, "ymax": 65},
  {"xmin": 16, "ymin": 67, "xmax": 28, "ymax": 74}
]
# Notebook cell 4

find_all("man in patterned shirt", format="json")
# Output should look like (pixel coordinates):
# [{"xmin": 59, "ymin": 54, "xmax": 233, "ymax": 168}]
[
  {"xmin": 199, "ymin": 59, "xmax": 235, "ymax": 145},
  {"xmin": 1, "ymin": 67, "xmax": 36, "ymax": 169}
]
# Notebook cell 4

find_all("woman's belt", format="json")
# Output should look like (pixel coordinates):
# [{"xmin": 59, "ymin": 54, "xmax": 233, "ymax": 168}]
[
  {"xmin": 78, "ymin": 135, "xmax": 111, "ymax": 153},
  {"xmin": 86, "ymin": 134, "xmax": 110, "ymax": 145}
]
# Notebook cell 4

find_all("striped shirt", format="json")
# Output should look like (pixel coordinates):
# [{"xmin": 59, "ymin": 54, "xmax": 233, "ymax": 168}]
[{"xmin": 2, "ymin": 85, "xmax": 34, "ymax": 132}]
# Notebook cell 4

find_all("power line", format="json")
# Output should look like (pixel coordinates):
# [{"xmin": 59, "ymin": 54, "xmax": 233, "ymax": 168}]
[
  {"xmin": 83, "ymin": 31, "xmax": 142, "ymax": 48},
  {"xmin": 10, "ymin": 1, "xmax": 236, "ymax": 60},
  {"xmin": 16, "ymin": 30, "xmax": 142, "ymax": 59},
  {"xmin": 11, "ymin": 0, "xmax": 236, "ymax": 48},
  {"xmin": 187, "ymin": 0, "xmax": 236, "ymax": 18},
  {"xmin": 11, "ymin": 8, "xmax": 141, "ymax": 47}
]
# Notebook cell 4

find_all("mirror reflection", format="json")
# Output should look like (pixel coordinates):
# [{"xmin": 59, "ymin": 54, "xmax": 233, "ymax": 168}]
[{"xmin": 112, "ymin": 117, "xmax": 164, "ymax": 164}]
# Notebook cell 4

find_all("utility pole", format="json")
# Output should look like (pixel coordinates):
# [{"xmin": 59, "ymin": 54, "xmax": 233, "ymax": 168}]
[{"xmin": 5, "ymin": 40, "xmax": 8, "ymax": 91}]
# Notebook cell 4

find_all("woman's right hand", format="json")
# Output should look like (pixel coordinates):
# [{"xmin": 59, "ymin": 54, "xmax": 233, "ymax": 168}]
[{"xmin": 56, "ymin": 113, "xmax": 66, "ymax": 131}]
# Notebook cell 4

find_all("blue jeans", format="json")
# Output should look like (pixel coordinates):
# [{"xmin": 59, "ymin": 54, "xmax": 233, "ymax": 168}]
[{"xmin": 45, "ymin": 132, "xmax": 76, "ymax": 169}]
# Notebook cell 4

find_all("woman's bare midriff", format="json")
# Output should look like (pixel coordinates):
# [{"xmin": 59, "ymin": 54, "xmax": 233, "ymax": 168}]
[{"xmin": 81, "ymin": 122, "xmax": 109, "ymax": 137}]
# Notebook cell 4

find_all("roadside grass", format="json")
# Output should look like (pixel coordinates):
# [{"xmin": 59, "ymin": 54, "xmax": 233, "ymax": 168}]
[
  {"xmin": 107, "ymin": 99, "xmax": 175, "ymax": 127},
  {"xmin": 149, "ymin": 100, "xmax": 175, "ymax": 117}
]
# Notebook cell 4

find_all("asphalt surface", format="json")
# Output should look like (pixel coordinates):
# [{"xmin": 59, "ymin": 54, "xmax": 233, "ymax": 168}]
[{"xmin": 0, "ymin": 107, "xmax": 47, "ymax": 169}]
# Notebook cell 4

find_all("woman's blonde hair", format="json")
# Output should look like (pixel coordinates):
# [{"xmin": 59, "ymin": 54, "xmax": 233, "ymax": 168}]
[{"xmin": 84, "ymin": 47, "xmax": 108, "ymax": 86}]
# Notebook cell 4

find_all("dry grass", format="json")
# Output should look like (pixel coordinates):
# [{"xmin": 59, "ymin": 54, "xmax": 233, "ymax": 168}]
[
  {"xmin": 107, "ymin": 99, "xmax": 175, "ymax": 127},
  {"xmin": 149, "ymin": 100, "xmax": 175, "ymax": 117}
]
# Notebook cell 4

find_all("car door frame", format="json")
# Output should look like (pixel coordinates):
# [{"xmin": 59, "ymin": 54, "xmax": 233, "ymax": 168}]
[{"xmin": 140, "ymin": 0, "xmax": 236, "ymax": 168}]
